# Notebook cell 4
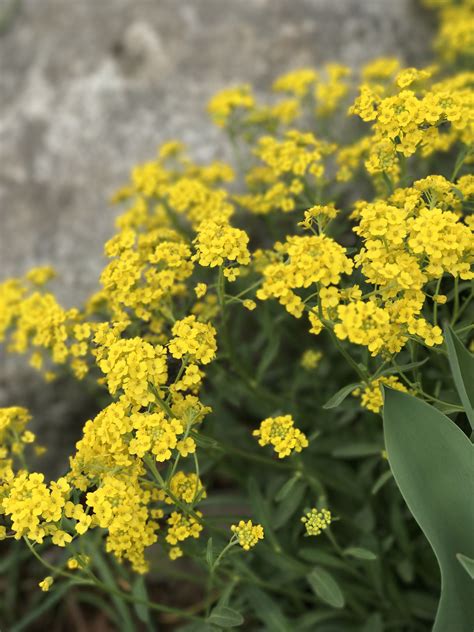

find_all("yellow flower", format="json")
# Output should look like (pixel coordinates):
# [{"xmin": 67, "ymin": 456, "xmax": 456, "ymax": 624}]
[
  {"xmin": 301, "ymin": 508, "xmax": 332, "ymax": 536},
  {"xmin": 231, "ymin": 520, "xmax": 264, "ymax": 550},
  {"xmin": 195, "ymin": 283, "xmax": 208, "ymax": 298},
  {"xmin": 39, "ymin": 577, "xmax": 54, "ymax": 592},
  {"xmin": 253, "ymin": 415, "xmax": 308, "ymax": 458},
  {"xmin": 169, "ymin": 316, "xmax": 217, "ymax": 365},
  {"xmin": 300, "ymin": 349, "xmax": 322, "ymax": 370}
]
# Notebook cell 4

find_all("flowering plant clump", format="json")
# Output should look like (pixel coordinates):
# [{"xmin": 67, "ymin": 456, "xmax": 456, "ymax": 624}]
[{"xmin": 0, "ymin": 2, "xmax": 473, "ymax": 629}]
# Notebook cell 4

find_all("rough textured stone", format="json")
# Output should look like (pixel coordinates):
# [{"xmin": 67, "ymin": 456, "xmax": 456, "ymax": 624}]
[
  {"xmin": 0, "ymin": 0, "xmax": 435, "ymax": 468},
  {"xmin": 0, "ymin": 0, "xmax": 435, "ymax": 304}
]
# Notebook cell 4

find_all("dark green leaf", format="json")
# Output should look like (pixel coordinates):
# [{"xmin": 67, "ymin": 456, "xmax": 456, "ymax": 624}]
[
  {"xmin": 132, "ymin": 575, "xmax": 151, "ymax": 624},
  {"xmin": 275, "ymin": 474, "xmax": 301, "ymax": 502},
  {"xmin": 207, "ymin": 606, "xmax": 244, "ymax": 628},
  {"xmin": 89, "ymin": 548, "xmax": 135, "ymax": 632},
  {"xmin": 371, "ymin": 469, "xmax": 393, "ymax": 495},
  {"xmin": 445, "ymin": 325, "xmax": 474, "ymax": 430},
  {"xmin": 383, "ymin": 388, "xmax": 474, "ymax": 632},
  {"xmin": 343, "ymin": 547, "xmax": 377, "ymax": 561},
  {"xmin": 323, "ymin": 383, "xmax": 360, "ymax": 409},
  {"xmin": 362, "ymin": 613, "xmax": 383, "ymax": 632},
  {"xmin": 273, "ymin": 480, "xmax": 306, "ymax": 529},
  {"xmin": 307, "ymin": 567, "xmax": 345, "ymax": 609}
]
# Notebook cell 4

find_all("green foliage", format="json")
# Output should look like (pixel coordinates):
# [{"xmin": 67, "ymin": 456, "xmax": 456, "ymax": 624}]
[{"xmin": 384, "ymin": 389, "xmax": 474, "ymax": 631}]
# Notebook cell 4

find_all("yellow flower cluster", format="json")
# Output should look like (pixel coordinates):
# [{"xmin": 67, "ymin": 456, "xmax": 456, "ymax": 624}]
[
  {"xmin": 2, "ymin": 472, "xmax": 70, "ymax": 543},
  {"xmin": 301, "ymin": 508, "xmax": 332, "ymax": 536},
  {"xmin": 86, "ymin": 475, "xmax": 158, "ymax": 572},
  {"xmin": 353, "ymin": 376, "xmax": 407, "ymax": 413},
  {"xmin": 97, "ymin": 336, "xmax": 168, "ymax": 406},
  {"xmin": 273, "ymin": 68, "xmax": 318, "ymax": 97},
  {"xmin": 257, "ymin": 234, "xmax": 353, "ymax": 317},
  {"xmin": 193, "ymin": 219, "xmax": 251, "ymax": 278},
  {"xmin": 425, "ymin": 0, "xmax": 474, "ymax": 62},
  {"xmin": 300, "ymin": 349, "xmax": 323, "ymax": 370},
  {"xmin": 207, "ymin": 85, "xmax": 255, "ymax": 127},
  {"xmin": 349, "ymin": 75, "xmax": 473, "ymax": 176},
  {"xmin": 166, "ymin": 511, "xmax": 203, "ymax": 545},
  {"xmin": 169, "ymin": 315, "xmax": 217, "ymax": 364},
  {"xmin": 253, "ymin": 415, "xmax": 308, "ymax": 458},
  {"xmin": 0, "ymin": 407, "xmax": 35, "ymax": 475},
  {"xmin": 231, "ymin": 520, "xmax": 264, "ymax": 550}
]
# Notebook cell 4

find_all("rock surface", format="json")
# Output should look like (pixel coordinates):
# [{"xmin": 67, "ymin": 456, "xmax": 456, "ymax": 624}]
[{"xmin": 0, "ymin": 0, "xmax": 435, "ymax": 303}]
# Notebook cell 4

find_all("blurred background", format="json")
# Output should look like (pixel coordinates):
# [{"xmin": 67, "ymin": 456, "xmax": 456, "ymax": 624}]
[{"xmin": 0, "ymin": 0, "xmax": 435, "ymax": 469}]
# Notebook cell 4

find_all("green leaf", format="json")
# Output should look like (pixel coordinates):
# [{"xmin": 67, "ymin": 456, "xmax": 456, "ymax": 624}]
[
  {"xmin": 306, "ymin": 567, "xmax": 345, "ymax": 609},
  {"xmin": 275, "ymin": 474, "xmax": 301, "ymax": 502},
  {"xmin": 206, "ymin": 537, "xmax": 214, "ymax": 569},
  {"xmin": 273, "ymin": 480, "xmax": 306, "ymax": 529},
  {"xmin": 323, "ymin": 383, "xmax": 360, "ymax": 409},
  {"xmin": 445, "ymin": 325, "xmax": 474, "ymax": 430},
  {"xmin": 246, "ymin": 587, "xmax": 291, "ymax": 632},
  {"xmin": 362, "ymin": 613, "xmax": 383, "ymax": 632},
  {"xmin": 383, "ymin": 388, "xmax": 474, "ymax": 632},
  {"xmin": 344, "ymin": 547, "xmax": 377, "ymax": 561},
  {"xmin": 371, "ymin": 469, "xmax": 393, "ymax": 495},
  {"xmin": 457, "ymin": 553, "xmax": 474, "ymax": 579},
  {"xmin": 332, "ymin": 443, "xmax": 381, "ymax": 458},
  {"xmin": 207, "ymin": 605, "xmax": 244, "ymax": 628},
  {"xmin": 89, "ymin": 548, "xmax": 135, "ymax": 632},
  {"xmin": 132, "ymin": 575, "xmax": 151, "ymax": 624}
]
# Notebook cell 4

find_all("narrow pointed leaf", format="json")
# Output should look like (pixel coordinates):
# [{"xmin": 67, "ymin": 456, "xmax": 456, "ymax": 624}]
[
  {"xmin": 445, "ymin": 325, "xmax": 474, "ymax": 430},
  {"xmin": 457, "ymin": 554, "xmax": 474, "ymax": 580},
  {"xmin": 383, "ymin": 388, "xmax": 474, "ymax": 632},
  {"xmin": 323, "ymin": 383, "xmax": 360, "ymax": 409}
]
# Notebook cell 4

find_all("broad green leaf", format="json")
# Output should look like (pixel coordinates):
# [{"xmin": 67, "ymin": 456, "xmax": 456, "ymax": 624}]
[
  {"xmin": 445, "ymin": 325, "xmax": 474, "ymax": 430},
  {"xmin": 207, "ymin": 605, "xmax": 244, "ymax": 628},
  {"xmin": 323, "ymin": 383, "xmax": 360, "ymax": 409},
  {"xmin": 383, "ymin": 388, "xmax": 474, "ymax": 632},
  {"xmin": 307, "ymin": 567, "xmax": 345, "ymax": 609},
  {"xmin": 132, "ymin": 575, "xmax": 151, "ymax": 624},
  {"xmin": 457, "ymin": 553, "xmax": 474, "ymax": 579},
  {"xmin": 344, "ymin": 547, "xmax": 377, "ymax": 561},
  {"xmin": 246, "ymin": 587, "xmax": 291, "ymax": 632},
  {"xmin": 332, "ymin": 443, "xmax": 381, "ymax": 458}
]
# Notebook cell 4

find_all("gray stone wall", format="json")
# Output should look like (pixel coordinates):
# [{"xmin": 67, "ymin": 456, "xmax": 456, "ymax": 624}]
[{"xmin": 0, "ymin": 0, "xmax": 435, "ymax": 304}]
